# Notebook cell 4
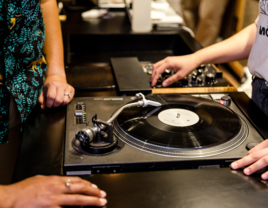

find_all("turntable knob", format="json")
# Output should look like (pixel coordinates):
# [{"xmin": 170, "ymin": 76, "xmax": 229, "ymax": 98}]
[
  {"xmin": 246, "ymin": 142, "xmax": 260, "ymax": 150},
  {"xmin": 220, "ymin": 95, "xmax": 231, "ymax": 107},
  {"xmin": 205, "ymin": 73, "xmax": 215, "ymax": 84}
]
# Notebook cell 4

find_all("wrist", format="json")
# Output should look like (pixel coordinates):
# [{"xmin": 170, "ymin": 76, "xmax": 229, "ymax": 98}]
[
  {"xmin": 192, "ymin": 51, "xmax": 206, "ymax": 67},
  {"xmin": 46, "ymin": 65, "xmax": 66, "ymax": 79}
]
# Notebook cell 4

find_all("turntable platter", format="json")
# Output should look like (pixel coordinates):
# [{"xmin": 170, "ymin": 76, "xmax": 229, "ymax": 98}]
[{"xmin": 114, "ymin": 94, "xmax": 248, "ymax": 158}]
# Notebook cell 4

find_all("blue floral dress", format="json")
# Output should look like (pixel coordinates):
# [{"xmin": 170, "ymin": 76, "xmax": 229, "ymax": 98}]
[{"xmin": 0, "ymin": 0, "xmax": 47, "ymax": 143}]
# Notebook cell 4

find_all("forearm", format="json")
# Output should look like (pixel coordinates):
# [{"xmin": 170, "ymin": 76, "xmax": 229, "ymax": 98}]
[
  {"xmin": 193, "ymin": 23, "xmax": 257, "ymax": 65},
  {"xmin": 41, "ymin": 0, "xmax": 66, "ymax": 78}
]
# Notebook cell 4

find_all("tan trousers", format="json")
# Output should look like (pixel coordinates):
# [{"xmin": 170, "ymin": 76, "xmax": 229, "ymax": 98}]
[{"xmin": 181, "ymin": 0, "xmax": 230, "ymax": 47}]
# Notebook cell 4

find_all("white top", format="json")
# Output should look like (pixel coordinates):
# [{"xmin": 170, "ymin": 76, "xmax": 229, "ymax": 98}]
[{"xmin": 248, "ymin": 0, "xmax": 268, "ymax": 81}]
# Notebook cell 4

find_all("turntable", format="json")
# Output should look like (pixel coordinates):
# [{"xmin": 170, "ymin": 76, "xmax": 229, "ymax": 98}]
[{"xmin": 64, "ymin": 93, "xmax": 264, "ymax": 175}]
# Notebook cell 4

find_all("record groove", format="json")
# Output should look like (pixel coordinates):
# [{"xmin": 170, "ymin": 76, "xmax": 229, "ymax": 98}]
[{"xmin": 113, "ymin": 95, "xmax": 248, "ymax": 158}]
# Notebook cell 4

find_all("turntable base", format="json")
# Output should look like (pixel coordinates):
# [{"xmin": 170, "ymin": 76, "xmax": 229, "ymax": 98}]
[{"xmin": 64, "ymin": 93, "xmax": 264, "ymax": 175}]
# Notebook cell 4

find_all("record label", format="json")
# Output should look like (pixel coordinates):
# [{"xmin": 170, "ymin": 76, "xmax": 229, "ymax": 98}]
[{"xmin": 158, "ymin": 109, "xmax": 199, "ymax": 127}]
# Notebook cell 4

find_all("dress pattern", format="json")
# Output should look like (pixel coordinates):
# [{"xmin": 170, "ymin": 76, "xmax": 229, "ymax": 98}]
[{"xmin": 0, "ymin": 0, "xmax": 47, "ymax": 143}]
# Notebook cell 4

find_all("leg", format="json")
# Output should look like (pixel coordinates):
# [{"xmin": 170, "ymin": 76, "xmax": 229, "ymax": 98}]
[{"xmin": 195, "ymin": 0, "xmax": 230, "ymax": 47}]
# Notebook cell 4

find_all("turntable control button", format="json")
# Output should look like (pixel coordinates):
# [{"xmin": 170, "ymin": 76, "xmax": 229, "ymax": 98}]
[
  {"xmin": 246, "ymin": 142, "xmax": 260, "ymax": 151},
  {"xmin": 220, "ymin": 95, "xmax": 231, "ymax": 107}
]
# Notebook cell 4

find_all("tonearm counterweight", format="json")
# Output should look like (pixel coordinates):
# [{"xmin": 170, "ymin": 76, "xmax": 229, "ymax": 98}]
[{"xmin": 75, "ymin": 93, "xmax": 162, "ymax": 154}]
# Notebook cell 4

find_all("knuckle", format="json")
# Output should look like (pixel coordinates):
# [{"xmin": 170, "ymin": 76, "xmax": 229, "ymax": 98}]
[
  {"xmin": 54, "ymin": 98, "xmax": 62, "ymax": 106},
  {"xmin": 80, "ymin": 183, "xmax": 88, "ymax": 192},
  {"xmin": 262, "ymin": 156, "xmax": 268, "ymax": 164},
  {"xmin": 250, "ymin": 153, "xmax": 260, "ymax": 161},
  {"xmin": 50, "ymin": 176, "xmax": 61, "ymax": 183},
  {"xmin": 73, "ymin": 195, "xmax": 83, "ymax": 204},
  {"xmin": 74, "ymin": 176, "xmax": 82, "ymax": 183}
]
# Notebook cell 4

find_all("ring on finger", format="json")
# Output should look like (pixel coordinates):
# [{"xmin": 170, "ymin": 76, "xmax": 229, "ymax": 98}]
[
  {"xmin": 66, "ymin": 179, "xmax": 71, "ymax": 188},
  {"xmin": 64, "ymin": 93, "xmax": 72, "ymax": 98}
]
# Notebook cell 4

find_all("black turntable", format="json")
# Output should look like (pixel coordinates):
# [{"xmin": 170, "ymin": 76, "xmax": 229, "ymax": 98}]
[{"xmin": 64, "ymin": 93, "xmax": 264, "ymax": 175}]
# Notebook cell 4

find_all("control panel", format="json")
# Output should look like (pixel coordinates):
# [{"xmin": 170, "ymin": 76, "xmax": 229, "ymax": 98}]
[{"xmin": 144, "ymin": 64, "xmax": 228, "ymax": 88}]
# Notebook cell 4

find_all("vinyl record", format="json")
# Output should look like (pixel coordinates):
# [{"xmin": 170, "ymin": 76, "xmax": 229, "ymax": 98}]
[{"xmin": 115, "ymin": 94, "xmax": 242, "ymax": 149}]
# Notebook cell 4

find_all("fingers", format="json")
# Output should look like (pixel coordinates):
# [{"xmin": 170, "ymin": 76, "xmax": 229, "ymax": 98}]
[
  {"xmin": 231, "ymin": 148, "xmax": 268, "ymax": 175},
  {"xmin": 38, "ymin": 91, "xmax": 45, "ymax": 110},
  {"xmin": 42, "ymin": 82, "xmax": 75, "ymax": 109},
  {"xmin": 56, "ymin": 194, "xmax": 107, "ymax": 207},
  {"xmin": 151, "ymin": 62, "xmax": 175, "ymax": 87},
  {"xmin": 162, "ymin": 72, "xmax": 185, "ymax": 87},
  {"xmin": 46, "ymin": 83, "xmax": 57, "ymax": 108},
  {"xmin": 63, "ymin": 178, "xmax": 106, "ymax": 198},
  {"xmin": 62, "ymin": 86, "xmax": 75, "ymax": 106},
  {"xmin": 245, "ymin": 140, "xmax": 268, "ymax": 156},
  {"xmin": 53, "ymin": 87, "xmax": 65, "ymax": 108}
]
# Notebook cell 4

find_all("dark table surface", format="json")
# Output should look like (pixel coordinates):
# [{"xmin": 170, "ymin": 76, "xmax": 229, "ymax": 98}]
[{"xmin": 3, "ymin": 91, "xmax": 266, "ymax": 208}]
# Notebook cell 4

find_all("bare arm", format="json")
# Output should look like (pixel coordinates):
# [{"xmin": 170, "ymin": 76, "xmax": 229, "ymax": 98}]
[
  {"xmin": 151, "ymin": 23, "xmax": 257, "ymax": 87},
  {"xmin": 39, "ymin": 0, "xmax": 74, "ymax": 109}
]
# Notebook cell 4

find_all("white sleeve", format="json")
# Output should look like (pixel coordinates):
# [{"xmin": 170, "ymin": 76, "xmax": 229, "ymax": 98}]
[{"xmin": 255, "ymin": 16, "xmax": 259, "ymax": 25}]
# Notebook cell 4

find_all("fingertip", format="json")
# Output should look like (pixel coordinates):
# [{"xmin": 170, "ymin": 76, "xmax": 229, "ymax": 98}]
[
  {"xmin": 262, "ymin": 173, "xmax": 268, "ymax": 180},
  {"xmin": 99, "ymin": 198, "xmax": 107, "ymax": 206},
  {"xmin": 244, "ymin": 168, "xmax": 251, "ymax": 175},
  {"xmin": 162, "ymin": 81, "xmax": 168, "ymax": 87},
  {"xmin": 92, "ymin": 184, "xmax": 98, "ymax": 189},
  {"xmin": 231, "ymin": 162, "xmax": 237, "ymax": 169},
  {"xmin": 100, "ymin": 190, "xmax": 107, "ymax": 198}
]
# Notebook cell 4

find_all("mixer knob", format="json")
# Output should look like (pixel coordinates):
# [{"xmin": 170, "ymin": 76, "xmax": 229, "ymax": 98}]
[
  {"xmin": 198, "ymin": 64, "xmax": 206, "ymax": 70},
  {"xmin": 182, "ymin": 77, "xmax": 189, "ymax": 86},
  {"xmin": 205, "ymin": 73, "xmax": 215, "ymax": 84},
  {"xmin": 155, "ymin": 79, "xmax": 163, "ymax": 88},
  {"xmin": 197, "ymin": 77, "xmax": 203, "ymax": 86},
  {"xmin": 191, "ymin": 75, "xmax": 197, "ymax": 84},
  {"xmin": 197, "ymin": 69, "xmax": 203, "ymax": 76},
  {"xmin": 192, "ymin": 71, "xmax": 198, "ymax": 77}
]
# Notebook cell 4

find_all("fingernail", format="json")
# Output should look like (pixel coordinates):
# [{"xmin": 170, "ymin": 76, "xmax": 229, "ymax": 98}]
[
  {"xmin": 163, "ymin": 82, "xmax": 167, "ymax": 87},
  {"xmin": 100, "ymin": 198, "xmax": 107, "ymax": 205},
  {"xmin": 262, "ymin": 174, "xmax": 268, "ymax": 180},
  {"xmin": 244, "ymin": 168, "xmax": 251, "ymax": 175},
  {"xmin": 231, "ymin": 162, "xmax": 237, "ymax": 169},
  {"xmin": 100, "ymin": 190, "xmax": 107, "ymax": 198},
  {"xmin": 92, "ymin": 184, "xmax": 98, "ymax": 189}
]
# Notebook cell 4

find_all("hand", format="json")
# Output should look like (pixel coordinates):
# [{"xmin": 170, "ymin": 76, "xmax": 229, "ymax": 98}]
[
  {"xmin": 38, "ymin": 75, "xmax": 75, "ymax": 109},
  {"xmin": 150, "ymin": 54, "xmax": 201, "ymax": 87},
  {"xmin": 231, "ymin": 140, "xmax": 268, "ymax": 180},
  {"xmin": 3, "ymin": 175, "xmax": 107, "ymax": 208}
]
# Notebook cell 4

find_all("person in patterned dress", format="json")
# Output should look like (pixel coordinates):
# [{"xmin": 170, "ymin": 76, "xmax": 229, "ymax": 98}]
[{"xmin": 0, "ymin": 0, "xmax": 107, "ymax": 207}]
